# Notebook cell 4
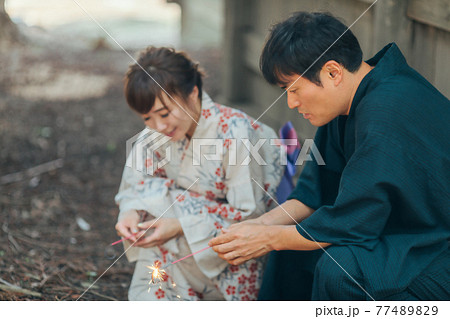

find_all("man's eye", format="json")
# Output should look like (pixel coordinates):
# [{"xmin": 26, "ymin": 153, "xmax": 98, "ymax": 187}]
[{"xmin": 161, "ymin": 113, "xmax": 169, "ymax": 118}]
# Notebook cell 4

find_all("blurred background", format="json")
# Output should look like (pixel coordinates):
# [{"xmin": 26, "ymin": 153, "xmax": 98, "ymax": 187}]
[{"xmin": 0, "ymin": 0, "xmax": 448, "ymax": 300}]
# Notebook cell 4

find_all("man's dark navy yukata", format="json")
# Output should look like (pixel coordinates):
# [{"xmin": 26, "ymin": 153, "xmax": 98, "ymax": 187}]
[{"xmin": 259, "ymin": 43, "xmax": 450, "ymax": 300}]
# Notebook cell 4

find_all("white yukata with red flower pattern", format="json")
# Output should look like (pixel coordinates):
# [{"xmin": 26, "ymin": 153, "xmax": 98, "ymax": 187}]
[{"xmin": 115, "ymin": 93, "xmax": 284, "ymax": 300}]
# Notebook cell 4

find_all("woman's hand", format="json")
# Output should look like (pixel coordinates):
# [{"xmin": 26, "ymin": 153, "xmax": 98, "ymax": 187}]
[
  {"xmin": 115, "ymin": 209, "xmax": 142, "ymax": 242},
  {"xmin": 134, "ymin": 218, "xmax": 183, "ymax": 248},
  {"xmin": 208, "ymin": 223, "xmax": 279, "ymax": 265}
]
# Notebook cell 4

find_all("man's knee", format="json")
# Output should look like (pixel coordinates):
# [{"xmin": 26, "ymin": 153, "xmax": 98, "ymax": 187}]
[{"xmin": 312, "ymin": 246, "xmax": 367, "ymax": 300}]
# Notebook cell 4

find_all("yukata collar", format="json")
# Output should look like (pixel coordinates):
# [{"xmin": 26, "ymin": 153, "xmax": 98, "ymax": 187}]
[
  {"xmin": 348, "ymin": 43, "xmax": 407, "ymax": 118},
  {"xmin": 189, "ymin": 92, "xmax": 216, "ymax": 140}
]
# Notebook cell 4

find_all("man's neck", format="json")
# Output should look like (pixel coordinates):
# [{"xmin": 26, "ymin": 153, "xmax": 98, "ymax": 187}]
[{"xmin": 345, "ymin": 62, "xmax": 374, "ymax": 114}]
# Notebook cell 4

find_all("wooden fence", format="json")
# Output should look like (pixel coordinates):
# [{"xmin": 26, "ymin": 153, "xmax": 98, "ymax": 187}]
[{"xmin": 221, "ymin": 0, "xmax": 450, "ymax": 140}]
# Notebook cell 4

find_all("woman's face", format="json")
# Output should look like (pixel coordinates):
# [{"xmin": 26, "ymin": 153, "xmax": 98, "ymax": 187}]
[{"xmin": 140, "ymin": 88, "xmax": 199, "ymax": 142}]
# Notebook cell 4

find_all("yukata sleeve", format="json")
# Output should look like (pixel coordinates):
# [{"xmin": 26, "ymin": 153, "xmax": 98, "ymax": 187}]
[
  {"xmin": 176, "ymin": 124, "xmax": 281, "ymax": 279},
  {"xmin": 296, "ymin": 128, "xmax": 417, "ymax": 248},
  {"xmin": 114, "ymin": 160, "xmax": 174, "ymax": 221},
  {"xmin": 287, "ymin": 121, "xmax": 346, "ymax": 209}
]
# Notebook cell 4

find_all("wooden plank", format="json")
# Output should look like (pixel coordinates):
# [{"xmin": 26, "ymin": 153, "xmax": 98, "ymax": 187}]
[
  {"xmin": 242, "ymin": 31, "xmax": 264, "ymax": 74},
  {"xmin": 407, "ymin": 0, "xmax": 450, "ymax": 32},
  {"xmin": 372, "ymin": 0, "xmax": 412, "ymax": 61},
  {"xmin": 410, "ymin": 22, "xmax": 437, "ymax": 85}
]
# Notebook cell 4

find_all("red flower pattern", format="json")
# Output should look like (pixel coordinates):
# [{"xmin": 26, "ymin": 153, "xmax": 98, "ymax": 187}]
[
  {"xmin": 145, "ymin": 158, "xmax": 153, "ymax": 168},
  {"xmin": 205, "ymin": 191, "xmax": 215, "ymax": 200},
  {"xmin": 154, "ymin": 167, "xmax": 166, "ymax": 177},
  {"xmin": 223, "ymin": 139, "xmax": 231, "ymax": 149},
  {"xmin": 222, "ymin": 124, "xmax": 229, "ymax": 134},
  {"xmin": 155, "ymin": 288, "xmax": 165, "ymax": 299},
  {"xmin": 215, "ymin": 168, "xmax": 221, "ymax": 177},
  {"xmin": 188, "ymin": 288, "xmax": 196, "ymax": 296},
  {"xmin": 214, "ymin": 222, "xmax": 223, "ymax": 229},
  {"xmin": 158, "ymin": 247, "xmax": 169, "ymax": 264},
  {"xmin": 215, "ymin": 182, "xmax": 226, "ymax": 191},
  {"xmin": 165, "ymin": 179, "xmax": 174, "ymax": 188},
  {"xmin": 189, "ymin": 191, "xmax": 201, "ymax": 198},
  {"xmin": 233, "ymin": 212, "xmax": 242, "ymax": 221},
  {"xmin": 229, "ymin": 265, "xmax": 239, "ymax": 272},
  {"xmin": 206, "ymin": 205, "xmax": 218, "ymax": 214},
  {"xmin": 238, "ymin": 275, "xmax": 247, "ymax": 284},
  {"xmin": 202, "ymin": 109, "xmax": 212, "ymax": 119},
  {"xmin": 226, "ymin": 285, "xmax": 236, "ymax": 295},
  {"xmin": 176, "ymin": 194, "xmax": 185, "ymax": 202}
]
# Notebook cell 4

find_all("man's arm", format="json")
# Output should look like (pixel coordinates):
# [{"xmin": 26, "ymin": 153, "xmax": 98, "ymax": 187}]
[
  {"xmin": 209, "ymin": 199, "xmax": 330, "ymax": 265},
  {"xmin": 256, "ymin": 199, "xmax": 315, "ymax": 225}
]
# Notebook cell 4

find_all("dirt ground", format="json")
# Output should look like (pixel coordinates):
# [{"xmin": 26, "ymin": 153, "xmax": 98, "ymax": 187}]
[{"xmin": 0, "ymin": 26, "xmax": 222, "ymax": 300}]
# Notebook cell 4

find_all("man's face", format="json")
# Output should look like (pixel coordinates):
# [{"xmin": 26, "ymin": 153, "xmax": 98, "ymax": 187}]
[{"xmin": 280, "ymin": 70, "xmax": 348, "ymax": 127}]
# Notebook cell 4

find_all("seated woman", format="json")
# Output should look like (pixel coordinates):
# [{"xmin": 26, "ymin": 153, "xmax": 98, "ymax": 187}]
[{"xmin": 114, "ymin": 47, "xmax": 283, "ymax": 300}]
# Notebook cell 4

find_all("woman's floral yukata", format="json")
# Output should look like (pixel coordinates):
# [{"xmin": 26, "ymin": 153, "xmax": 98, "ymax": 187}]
[{"xmin": 115, "ymin": 93, "xmax": 284, "ymax": 300}]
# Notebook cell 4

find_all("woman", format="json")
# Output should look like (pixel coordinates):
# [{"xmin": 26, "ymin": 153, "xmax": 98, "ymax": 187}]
[{"xmin": 114, "ymin": 47, "xmax": 283, "ymax": 300}]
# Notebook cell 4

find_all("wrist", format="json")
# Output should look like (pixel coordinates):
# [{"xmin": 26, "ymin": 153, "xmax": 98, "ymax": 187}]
[{"xmin": 267, "ymin": 225, "xmax": 285, "ymax": 251}]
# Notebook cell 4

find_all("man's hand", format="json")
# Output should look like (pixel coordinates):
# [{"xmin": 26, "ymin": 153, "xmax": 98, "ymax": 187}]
[
  {"xmin": 134, "ymin": 218, "xmax": 183, "ymax": 248},
  {"xmin": 209, "ymin": 223, "xmax": 279, "ymax": 265}
]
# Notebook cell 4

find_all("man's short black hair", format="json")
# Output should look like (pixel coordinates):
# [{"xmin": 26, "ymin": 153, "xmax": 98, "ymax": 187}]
[{"xmin": 260, "ymin": 12, "xmax": 363, "ymax": 86}]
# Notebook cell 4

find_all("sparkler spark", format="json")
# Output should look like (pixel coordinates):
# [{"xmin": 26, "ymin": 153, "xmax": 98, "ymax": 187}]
[
  {"xmin": 145, "ymin": 246, "xmax": 211, "ymax": 296},
  {"xmin": 146, "ymin": 261, "xmax": 168, "ymax": 291}
]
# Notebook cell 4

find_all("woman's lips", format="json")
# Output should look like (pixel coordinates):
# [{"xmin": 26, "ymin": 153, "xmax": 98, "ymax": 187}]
[
  {"xmin": 303, "ymin": 113, "xmax": 311, "ymax": 119},
  {"xmin": 166, "ymin": 128, "xmax": 176, "ymax": 137}
]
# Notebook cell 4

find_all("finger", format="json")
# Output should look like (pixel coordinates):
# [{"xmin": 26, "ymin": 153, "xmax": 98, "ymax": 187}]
[
  {"xmin": 211, "ymin": 241, "xmax": 239, "ymax": 254},
  {"xmin": 115, "ymin": 224, "xmax": 136, "ymax": 241},
  {"xmin": 228, "ymin": 247, "xmax": 268, "ymax": 265},
  {"xmin": 137, "ymin": 219, "xmax": 158, "ymax": 229},
  {"xmin": 228, "ymin": 256, "xmax": 250, "ymax": 266},
  {"xmin": 209, "ymin": 232, "xmax": 235, "ymax": 246},
  {"xmin": 135, "ymin": 230, "xmax": 161, "ymax": 247}
]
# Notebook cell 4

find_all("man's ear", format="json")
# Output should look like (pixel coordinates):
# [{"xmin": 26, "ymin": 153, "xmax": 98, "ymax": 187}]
[{"xmin": 323, "ymin": 61, "xmax": 343, "ymax": 85}]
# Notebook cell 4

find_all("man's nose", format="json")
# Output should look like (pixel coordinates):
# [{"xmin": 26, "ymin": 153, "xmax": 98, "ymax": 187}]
[{"xmin": 287, "ymin": 94, "xmax": 300, "ymax": 109}]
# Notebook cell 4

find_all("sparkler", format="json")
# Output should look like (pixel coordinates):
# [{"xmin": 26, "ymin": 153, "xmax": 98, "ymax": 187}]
[
  {"xmin": 146, "ymin": 246, "xmax": 212, "ymax": 294},
  {"xmin": 110, "ymin": 233, "xmax": 136, "ymax": 246}
]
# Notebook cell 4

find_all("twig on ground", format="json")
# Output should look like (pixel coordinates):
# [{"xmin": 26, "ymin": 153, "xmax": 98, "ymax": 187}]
[
  {"xmin": 0, "ymin": 158, "xmax": 64, "ymax": 185},
  {"xmin": 0, "ymin": 283, "xmax": 42, "ymax": 298}
]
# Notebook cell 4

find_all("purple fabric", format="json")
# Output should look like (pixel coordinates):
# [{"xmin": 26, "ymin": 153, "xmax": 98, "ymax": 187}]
[{"xmin": 276, "ymin": 122, "xmax": 300, "ymax": 203}]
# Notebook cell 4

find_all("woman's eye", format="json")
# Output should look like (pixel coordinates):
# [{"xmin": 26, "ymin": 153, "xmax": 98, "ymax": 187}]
[
  {"xmin": 289, "ymin": 89, "xmax": 297, "ymax": 94},
  {"xmin": 161, "ymin": 113, "xmax": 169, "ymax": 118}
]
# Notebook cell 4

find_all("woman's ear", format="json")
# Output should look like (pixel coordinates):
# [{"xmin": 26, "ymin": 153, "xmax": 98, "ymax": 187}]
[{"xmin": 189, "ymin": 85, "xmax": 199, "ymax": 102}]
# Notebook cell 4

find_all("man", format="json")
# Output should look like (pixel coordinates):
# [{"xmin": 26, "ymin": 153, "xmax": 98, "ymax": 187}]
[{"xmin": 209, "ymin": 12, "xmax": 449, "ymax": 300}]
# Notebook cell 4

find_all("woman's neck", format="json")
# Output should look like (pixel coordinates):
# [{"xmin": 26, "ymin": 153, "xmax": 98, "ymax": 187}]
[{"xmin": 185, "ymin": 97, "xmax": 202, "ymax": 139}]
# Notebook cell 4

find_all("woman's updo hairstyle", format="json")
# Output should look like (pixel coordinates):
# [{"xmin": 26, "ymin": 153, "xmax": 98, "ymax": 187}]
[{"xmin": 124, "ymin": 47, "xmax": 205, "ymax": 114}]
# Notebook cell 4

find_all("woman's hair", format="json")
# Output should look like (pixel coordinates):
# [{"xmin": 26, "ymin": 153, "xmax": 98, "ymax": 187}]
[
  {"xmin": 124, "ymin": 47, "xmax": 205, "ymax": 114},
  {"xmin": 260, "ymin": 12, "xmax": 363, "ymax": 86}
]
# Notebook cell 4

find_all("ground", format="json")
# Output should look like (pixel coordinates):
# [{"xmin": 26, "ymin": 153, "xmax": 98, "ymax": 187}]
[{"xmin": 0, "ymin": 26, "xmax": 221, "ymax": 300}]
